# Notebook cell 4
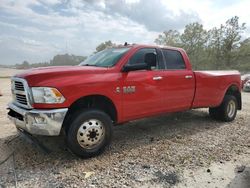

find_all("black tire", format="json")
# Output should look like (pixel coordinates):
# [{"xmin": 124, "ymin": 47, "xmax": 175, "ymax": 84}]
[
  {"xmin": 209, "ymin": 95, "xmax": 238, "ymax": 122},
  {"xmin": 66, "ymin": 109, "xmax": 113, "ymax": 158}
]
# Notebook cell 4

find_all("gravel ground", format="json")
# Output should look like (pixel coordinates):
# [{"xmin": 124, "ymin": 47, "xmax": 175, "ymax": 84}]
[{"xmin": 0, "ymin": 77, "xmax": 249, "ymax": 188}]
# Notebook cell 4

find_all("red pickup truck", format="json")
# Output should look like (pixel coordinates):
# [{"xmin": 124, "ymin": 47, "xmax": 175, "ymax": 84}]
[{"xmin": 8, "ymin": 44, "xmax": 242, "ymax": 158}]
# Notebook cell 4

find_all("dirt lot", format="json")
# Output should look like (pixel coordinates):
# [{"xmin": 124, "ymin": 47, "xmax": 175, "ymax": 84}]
[
  {"xmin": 0, "ymin": 76, "xmax": 250, "ymax": 188},
  {"xmin": 0, "ymin": 68, "xmax": 24, "ymax": 78}
]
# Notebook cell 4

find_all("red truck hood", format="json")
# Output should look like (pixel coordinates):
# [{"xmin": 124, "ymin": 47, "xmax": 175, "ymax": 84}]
[{"xmin": 15, "ymin": 66, "xmax": 108, "ymax": 86}]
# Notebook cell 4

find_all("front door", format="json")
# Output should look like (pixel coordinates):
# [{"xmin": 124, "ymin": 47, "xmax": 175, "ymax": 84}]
[{"xmin": 121, "ymin": 48, "xmax": 166, "ymax": 121}]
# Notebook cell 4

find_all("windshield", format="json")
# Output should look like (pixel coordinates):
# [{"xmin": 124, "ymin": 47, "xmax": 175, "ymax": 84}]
[{"xmin": 80, "ymin": 47, "xmax": 130, "ymax": 67}]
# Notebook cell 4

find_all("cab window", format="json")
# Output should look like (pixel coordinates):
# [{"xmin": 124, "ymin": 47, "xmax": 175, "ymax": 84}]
[{"xmin": 162, "ymin": 49, "xmax": 186, "ymax": 70}]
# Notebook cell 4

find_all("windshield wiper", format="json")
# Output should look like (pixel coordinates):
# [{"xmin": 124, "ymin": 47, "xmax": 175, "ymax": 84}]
[
  {"xmin": 81, "ymin": 64, "xmax": 97, "ymax": 66},
  {"xmin": 81, "ymin": 64, "xmax": 108, "ymax": 68}
]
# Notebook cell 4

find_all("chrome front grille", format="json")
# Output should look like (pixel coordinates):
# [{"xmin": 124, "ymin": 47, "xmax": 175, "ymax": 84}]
[
  {"xmin": 14, "ymin": 81, "xmax": 25, "ymax": 91},
  {"xmin": 15, "ymin": 93, "xmax": 28, "ymax": 105},
  {"xmin": 11, "ymin": 77, "xmax": 32, "ymax": 109}
]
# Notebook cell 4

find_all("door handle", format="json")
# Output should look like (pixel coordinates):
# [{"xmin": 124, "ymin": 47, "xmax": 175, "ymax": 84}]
[
  {"xmin": 185, "ymin": 75, "xmax": 193, "ymax": 79},
  {"xmin": 153, "ymin": 76, "xmax": 163, "ymax": 80}
]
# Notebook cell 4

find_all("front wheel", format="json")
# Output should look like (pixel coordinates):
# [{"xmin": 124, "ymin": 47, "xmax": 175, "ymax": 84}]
[
  {"xmin": 66, "ymin": 109, "xmax": 113, "ymax": 158},
  {"xmin": 209, "ymin": 95, "xmax": 238, "ymax": 122}
]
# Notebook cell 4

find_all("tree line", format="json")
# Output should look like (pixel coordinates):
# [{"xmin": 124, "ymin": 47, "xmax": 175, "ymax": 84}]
[
  {"xmin": 95, "ymin": 16, "xmax": 250, "ymax": 71},
  {"xmin": 155, "ymin": 16, "xmax": 249, "ymax": 71},
  {"xmin": 15, "ymin": 54, "xmax": 87, "ymax": 69},
  {"xmin": 15, "ymin": 16, "xmax": 250, "ymax": 71}
]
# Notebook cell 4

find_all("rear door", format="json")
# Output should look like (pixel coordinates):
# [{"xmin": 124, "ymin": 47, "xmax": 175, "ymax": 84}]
[{"xmin": 160, "ymin": 49, "xmax": 195, "ymax": 111}]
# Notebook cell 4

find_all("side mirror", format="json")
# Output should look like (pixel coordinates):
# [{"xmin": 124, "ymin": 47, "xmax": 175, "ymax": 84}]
[{"xmin": 122, "ymin": 63, "xmax": 149, "ymax": 72}]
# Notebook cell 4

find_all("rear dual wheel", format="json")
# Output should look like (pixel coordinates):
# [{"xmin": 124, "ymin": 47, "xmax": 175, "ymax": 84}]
[{"xmin": 209, "ymin": 95, "xmax": 237, "ymax": 122}]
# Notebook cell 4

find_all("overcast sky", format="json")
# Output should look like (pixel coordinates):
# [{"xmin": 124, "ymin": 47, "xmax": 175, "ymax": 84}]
[{"xmin": 0, "ymin": 0, "xmax": 250, "ymax": 65}]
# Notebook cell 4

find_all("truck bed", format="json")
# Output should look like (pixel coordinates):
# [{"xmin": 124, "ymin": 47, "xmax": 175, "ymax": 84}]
[{"xmin": 192, "ymin": 70, "xmax": 241, "ymax": 108}]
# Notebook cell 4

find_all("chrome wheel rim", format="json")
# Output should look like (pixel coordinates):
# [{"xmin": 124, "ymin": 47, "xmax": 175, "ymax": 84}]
[
  {"xmin": 227, "ymin": 100, "xmax": 236, "ymax": 118},
  {"xmin": 77, "ymin": 119, "xmax": 105, "ymax": 149}
]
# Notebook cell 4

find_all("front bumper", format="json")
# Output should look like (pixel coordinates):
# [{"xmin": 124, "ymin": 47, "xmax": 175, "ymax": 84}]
[{"xmin": 7, "ymin": 103, "xmax": 68, "ymax": 136}]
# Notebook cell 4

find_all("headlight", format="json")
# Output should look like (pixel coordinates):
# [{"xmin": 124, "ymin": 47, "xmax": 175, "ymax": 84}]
[{"xmin": 31, "ymin": 87, "xmax": 65, "ymax": 104}]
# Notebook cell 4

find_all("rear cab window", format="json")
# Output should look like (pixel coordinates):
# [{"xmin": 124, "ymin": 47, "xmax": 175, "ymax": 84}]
[{"xmin": 161, "ymin": 49, "xmax": 186, "ymax": 70}]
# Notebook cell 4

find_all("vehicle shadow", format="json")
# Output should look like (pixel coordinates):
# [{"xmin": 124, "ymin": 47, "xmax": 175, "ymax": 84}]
[
  {"xmin": 0, "ymin": 109, "xmax": 228, "ymax": 172},
  {"xmin": 112, "ymin": 109, "xmax": 218, "ymax": 151}
]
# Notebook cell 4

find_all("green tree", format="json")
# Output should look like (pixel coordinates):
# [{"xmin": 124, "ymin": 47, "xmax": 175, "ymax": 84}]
[
  {"xmin": 16, "ymin": 60, "xmax": 30, "ymax": 69},
  {"xmin": 206, "ymin": 16, "xmax": 246, "ymax": 69},
  {"xmin": 15, "ymin": 54, "xmax": 87, "ymax": 68},
  {"xmin": 154, "ymin": 16, "xmax": 249, "ymax": 71},
  {"xmin": 49, "ymin": 54, "xmax": 86, "ymax": 66},
  {"xmin": 236, "ymin": 38, "xmax": 250, "ymax": 71},
  {"xmin": 181, "ymin": 23, "xmax": 207, "ymax": 54},
  {"xmin": 180, "ymin": 22, "xmax": 208, "ymax": 69},
  {"xmin": 221, "ymin": 16, "xmax": 246, "ymax": 67},
  {"xmin": 154, "ymin": 30, "xmax": 181, "ymax": 46},
  {"xmin": 207, "ymin": 26, "xmax": 224, "ymax": 69},
  {"xmin": 95, "ymin": 40, "xmax": 115, "ymax": 53}
]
